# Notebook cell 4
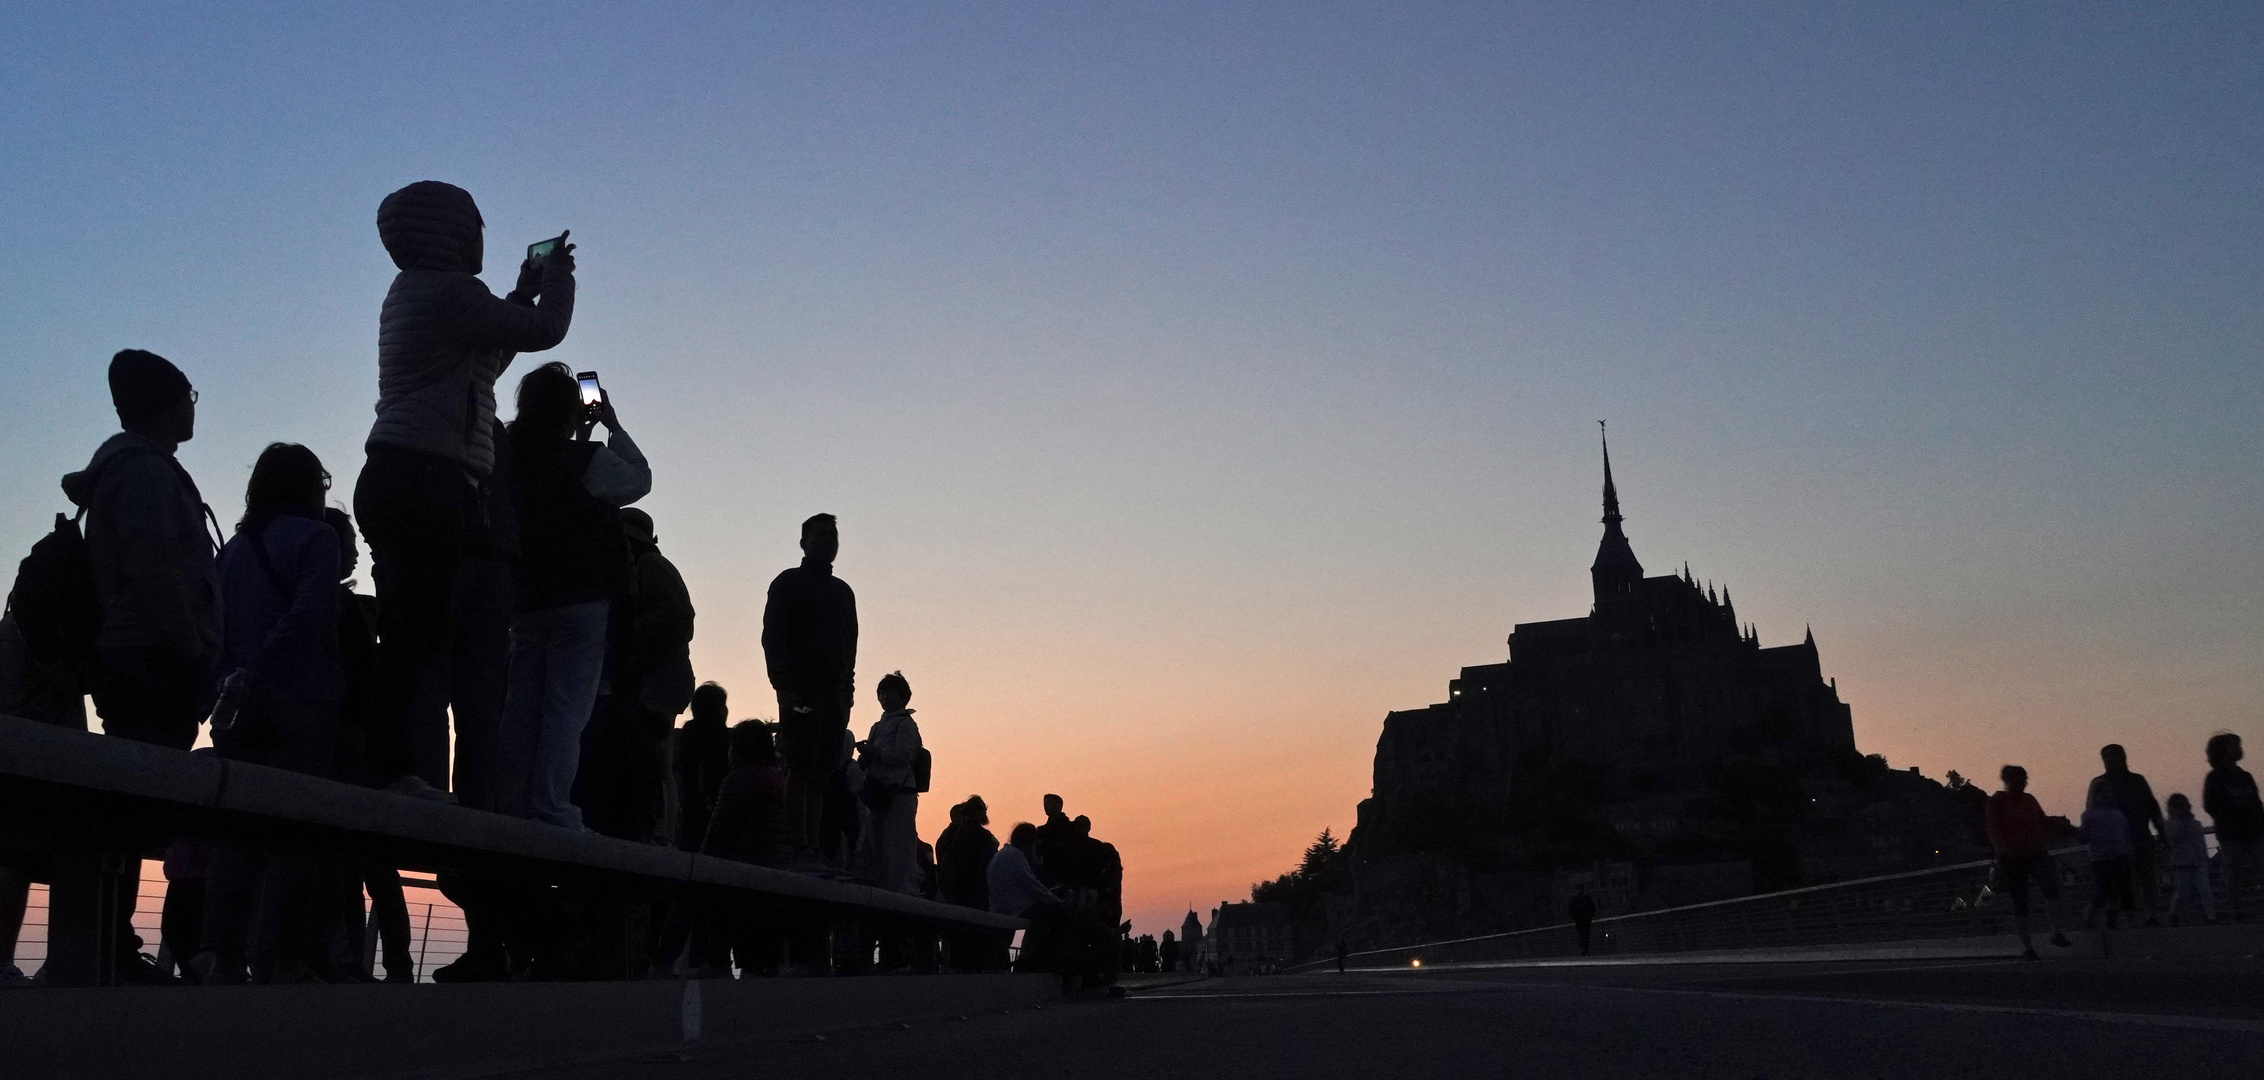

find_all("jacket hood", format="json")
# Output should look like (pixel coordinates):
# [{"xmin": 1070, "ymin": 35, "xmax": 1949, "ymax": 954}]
[
  {"xmin": 62, "ymin": 432, "xmax": 167, "ymax": 508},
  {"xmin": 377, "ymin": 181, "xmax": 484, "ymax": 274}
]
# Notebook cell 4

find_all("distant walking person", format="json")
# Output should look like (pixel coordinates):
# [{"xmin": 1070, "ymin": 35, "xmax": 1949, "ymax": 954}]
[
  {"xmin": 2203, "ymin": 732, "xmax": 2263, "ymax": 921},
  {"xmin": 858, "ymin": 671, "xmax": 925, "ymax": 894},
  {"xmin": 357, "ymin": 180, "xmax": 574, "ymax": 799},
  {"xmin": 1568, "ymin": 886, "xmax": 1598, "ymax": 955},
  {"xmin": 2090, "ymin": 744, "xmax": 2164, "ymax": 921},
  {"xmin": 497, "ymin": 364, "xmax": 650, "ymax": 829},
  {"xmin": 1334, "ymin": 938, "xmax": 1349, "ymax": 973},
  {"xmin": 2162, "ymin": 793, "xmax": 2215, "ymax": 925},
  {"xmin": 2080, "ymin": 779, "xmax": 2136, "ymax": 929},
  {"xmin": 761, "ymin": 513, "xmax": 858, "ymax": 864},
  {"xmin": 1985, "ymin": 765, "xmax": 2070, "ymax": 960}
]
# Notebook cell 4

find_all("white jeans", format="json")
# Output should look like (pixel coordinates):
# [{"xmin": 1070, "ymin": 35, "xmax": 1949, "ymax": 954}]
[{"xmin": 498, "ymin": 599, "xmax": 610, "ymax": 829}]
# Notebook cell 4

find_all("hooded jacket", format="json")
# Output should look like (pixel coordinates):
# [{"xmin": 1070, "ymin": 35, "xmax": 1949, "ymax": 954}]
[
  {"xmin": 61, "ymin": 432, "xmax": 223, "ymax": 668},
  {"xmin": 217, "ymin": 510, "xmax": 344, "ymax": 708},
  {"xmin": 368, "ymin": 182, "xmax": 574, "ymax": 478}
]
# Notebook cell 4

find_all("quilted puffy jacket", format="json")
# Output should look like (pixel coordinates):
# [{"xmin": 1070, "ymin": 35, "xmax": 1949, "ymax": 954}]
[{"xmin": 367, "ymin": 181, "xmax": 575, "ymax": 478}]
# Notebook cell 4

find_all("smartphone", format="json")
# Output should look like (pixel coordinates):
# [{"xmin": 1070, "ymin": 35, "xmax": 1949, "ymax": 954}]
[
  {"xmin": 528, "ymin": 233, "xmax": 568, "ymax": 261},
  {"xmin": 576, "ymin": 371, "xmax": 603, "ymax": 416}
]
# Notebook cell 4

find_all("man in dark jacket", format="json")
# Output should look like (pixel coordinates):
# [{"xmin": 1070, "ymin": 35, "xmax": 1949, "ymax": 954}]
[
  {"xmin": 64, "ymin": 350, "xmax": 222, "ymax": 751},
  {"xmin": 355, "ymin": 180, "xmax": 574, "ymax": 800},
  {"xmin": 761, "ymin": 513, "xmax": 857, "ymax": 861},
  {"xmin": 50, "ymin": 349, "xmax": 220, "ymax": 985},
  {"xmin": 576, "ymin": 508, "xmax": 694, "ymax": 841},
  {"xmin": 2091, "ymin": 744, "xmax": 2165, "ymax": 920}
]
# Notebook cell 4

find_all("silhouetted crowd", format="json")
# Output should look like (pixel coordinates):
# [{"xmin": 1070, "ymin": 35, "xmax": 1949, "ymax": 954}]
[
  {"xmin": 0, "ymin": 180, "xmax": 1137, "ymax": 989},
  {"xmin": 1984, "ymin": 737, "xmax": 2262, "ymax": 960}
]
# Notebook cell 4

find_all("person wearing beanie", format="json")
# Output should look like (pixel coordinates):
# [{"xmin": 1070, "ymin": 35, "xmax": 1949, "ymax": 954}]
[
  {"xmin": 353, "ymin": 180, "xmax": 576, "ymax": 800},
  {"xmin": 53, "ymin": 348, "xmax": 221, "ymax": 983}
]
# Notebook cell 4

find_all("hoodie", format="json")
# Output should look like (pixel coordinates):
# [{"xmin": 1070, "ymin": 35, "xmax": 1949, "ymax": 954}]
[
  {"xmin": 368, "ymin": 181, "xmax": 574, "ymax": 478},
  {"xmin": 60, "ymin": 432, "xmax": 222, "ymax": 669}
]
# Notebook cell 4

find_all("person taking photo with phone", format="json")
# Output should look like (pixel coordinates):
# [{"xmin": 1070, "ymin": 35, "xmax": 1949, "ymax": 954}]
[{"xmin": 355, "ymin": 180, "xmax": 575, "ymax": 802}]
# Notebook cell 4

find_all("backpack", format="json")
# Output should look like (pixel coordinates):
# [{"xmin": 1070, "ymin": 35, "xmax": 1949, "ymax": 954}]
[{"xmin": 8, "ymin": 510, "xmax": 101, "ymax": 680}]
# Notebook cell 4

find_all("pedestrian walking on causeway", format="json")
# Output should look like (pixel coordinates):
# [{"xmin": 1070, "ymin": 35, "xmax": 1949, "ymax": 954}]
[
  {"xmin": 2081, "ymin": 779, "xmax": 2137, "ymax": 929},
  {"xmin": 761, "ymin": 513, "xmax": 858, "ymax": 866},
  {"xmin": 2204, "ymin": 732, "xmax": 2263, "ymax": 921},
  {"xmin": 2090, "ymin": 743, "xmax": 2164, "ymax": 922},
  {"xmin": 357, "ymin": 181, "xmax": 575, "ymax": 800},
  {"xmin": 1569, "ymin": 886, "xmax": 1598, "ymax": 956},
  {"xmin": 1985, "ymin": 765, "xmax": 2071, "ymax": 960},
  {"xmin": 2162, "ymin": 793, "xmax": 2214, "ymax": 925}
]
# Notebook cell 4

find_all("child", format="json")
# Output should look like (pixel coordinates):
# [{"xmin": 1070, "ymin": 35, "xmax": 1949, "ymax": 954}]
[
  {"xmin": 2081, "ymin": 779, "xmax": 2136, "ymax": 928},
  {"xmin": 2162, "ymin": 793, "xmax": 2214, "ymax": 925}
]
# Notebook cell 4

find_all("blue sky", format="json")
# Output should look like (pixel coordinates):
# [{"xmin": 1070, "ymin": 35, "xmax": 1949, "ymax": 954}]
[{"xmin": 3, "ymin": 3, "xmax": 2260, "ymax": 931}]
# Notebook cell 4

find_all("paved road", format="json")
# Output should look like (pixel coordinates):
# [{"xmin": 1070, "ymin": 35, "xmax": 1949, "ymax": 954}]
[{"xmin": 517, "ymin": 959, "xmax": 2264, "ymax": 1079}]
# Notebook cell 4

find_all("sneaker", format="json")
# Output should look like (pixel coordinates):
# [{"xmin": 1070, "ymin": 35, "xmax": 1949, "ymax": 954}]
[
  {"xmin": 187, "ymin": 951, "xmax": 249, "ymax": 986},
  {"xmin": 431, "ymin": 951, "xmax": 509, "ymax": 984},
  {"xmin": 383, "ymin": 967, "xmax": 415, "ymax": 984},
  {"xmin": 2049, "ymin": 932, "xmax": 2073, "ymax": 948},
  {"xmin": 0, "ymin": 963, "xmax": 30, "ymax": 988},
  {"xmin": 114, "ymin": 951, "xmax": 179, "ymax": 986},
  {"xmin": 383, "ymin": 775, "xmax": 458, "ymax": 804}
]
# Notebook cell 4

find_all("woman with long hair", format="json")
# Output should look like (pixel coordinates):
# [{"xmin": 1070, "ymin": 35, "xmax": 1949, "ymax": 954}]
[{"xmin": 192, "ymin": 442, "xmax": 345, "ymax": 984}]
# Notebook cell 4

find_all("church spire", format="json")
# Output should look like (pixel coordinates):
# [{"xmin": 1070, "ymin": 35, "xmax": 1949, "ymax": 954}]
[{"xmin": 1590, "ymin": 422, "xmax": 1644, "ymax": 607}]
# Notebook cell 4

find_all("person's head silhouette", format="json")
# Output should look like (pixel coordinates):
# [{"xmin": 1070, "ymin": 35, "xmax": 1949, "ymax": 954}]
[
  {"xmin": 802, "ymin": 513, "xmax": 839, "ymax": 565},
  {"xmin": 1009, "ymin": 822, "xmax": 1039, "ymax": 851},
  {"xmin": 2207, "ymin": 731, "xmax": 2243, "ymax": 769},
  {"xmin": 2000, "ymin": 764, "xmax": 2028, "ymax": 793},
  {"xmin": 877, "ymin": 670, "xmax": 911, "ymax": 711},
  {"xmin": 965, "ymin": 794, "xmax": 989, "ymax": 826},
  {"xmin": 1044, "ymin": 793, "xmax": 1064, "ymax": 818},
  {"xmin": 240, "ymin": 443, "xmax": 330, "ymax": 531},
  {"xmin": 514, "ymin": 362, "xmax": 582, "ymax": 438},
  {"xmin": 110, "ymin": 349, "xmax": 196, "ymax": 448},
  {"xmin": 2100, "ymin": 744, "xmax": 2129, "ymax": 773},
  {"xmin": 1074, "ymin": 815, "xmax": 1092, "ymax": 837},
  {"xmin": 690, "ymin": 682, "xmax": 727, "ymax": 724}
]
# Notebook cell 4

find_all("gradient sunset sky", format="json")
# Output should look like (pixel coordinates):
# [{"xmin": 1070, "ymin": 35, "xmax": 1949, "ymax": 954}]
[{"xmin": 3, "ymin": 4, "xmax": 2260, "ymax": 937}]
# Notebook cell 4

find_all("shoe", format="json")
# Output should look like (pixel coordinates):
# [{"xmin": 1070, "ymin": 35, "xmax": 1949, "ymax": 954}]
[
  {"xmin": 431, "ymin": 951, "xmax": 509, "ymax": 984},
  {"xmin": 2049, "ymin": 932, "xmax": 2072, "ymax": 948},
  {"xmin": 187, "ymin": 951, "xmax": 249, "ymax": 986},
  {"xmin": 383, "ymin": 775, "xmax": 458, "ymax": 804},
  {"xmin": 2021, "ymin": 948, "xmax": 2040, "ymax": 961},
  {"xmin": 0, "ymin": 963, "xmax": 30, "ymax": 988},
  {"xmin": 383, "ymin": 968, "xmax": 415, "ymax": 984},
  {"xmin": 114, "ymin": 951, "xmax": 180, "ymax": 986}
]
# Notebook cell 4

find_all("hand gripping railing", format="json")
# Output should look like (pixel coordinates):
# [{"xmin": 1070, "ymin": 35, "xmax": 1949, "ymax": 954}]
[{"xmin": 0, "ymin": 713, "xmax": 1023, "ymax": 986}]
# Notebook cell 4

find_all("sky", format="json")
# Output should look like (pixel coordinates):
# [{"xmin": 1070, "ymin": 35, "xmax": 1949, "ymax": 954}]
[{"xmin": 2, "ymin": 2, "xmax": 2260, "ymax": 938}]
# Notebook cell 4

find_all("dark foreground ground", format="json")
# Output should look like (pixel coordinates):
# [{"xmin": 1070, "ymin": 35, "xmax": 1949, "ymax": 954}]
[{"xmin": 518, "ymin": 958, "xmax": 2264, "ymax": 1080}]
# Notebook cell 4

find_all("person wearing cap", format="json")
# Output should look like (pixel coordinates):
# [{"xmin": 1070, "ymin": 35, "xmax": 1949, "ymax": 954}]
[
  {"xmin": 61, "ymin": 349, "xmax": 222, "ymax": 751},
  {"xmin": 50, "ymin": 349, "xmax": 220, "ymax": 984},
  {"xmin": 355, "ymin": 179, "xmax": 576, "ymax": 800}
]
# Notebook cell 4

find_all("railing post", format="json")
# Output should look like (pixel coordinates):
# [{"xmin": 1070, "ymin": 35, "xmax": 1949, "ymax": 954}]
[{"xmin": 44, "ymin": 849, "xmax": 133, "ymax": 988}]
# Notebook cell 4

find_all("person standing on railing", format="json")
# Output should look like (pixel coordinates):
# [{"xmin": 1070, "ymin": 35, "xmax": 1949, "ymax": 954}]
[
  {"xmin": 761, "ymin": 513, "xmax": 858, "ymax": 869},
  {"xmin": 2162, "ymin": 793, "xmax": 2215, "ymax": 925},
  {"xmin": 496, "ymin": 363, "xmax": 650, "ymax": 830},
  {"xmin": 1985, "ymin": 765, "xmax": 2071, "ymax": 960},
  {"xmin": 2090, "ymin": 744, "xmax": 2164, "ymax": 924},
  {"xmin": 2203, "ymin": 732, "xmax": 2263, "ymax": 921},
  {"xmin": 2080, "ymin": 779, "xmax": 2136, "ymax": 930}
]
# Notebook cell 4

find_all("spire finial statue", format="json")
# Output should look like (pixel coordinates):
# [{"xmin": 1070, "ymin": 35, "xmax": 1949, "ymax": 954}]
[{"xmin": 1600, "ymin": 420, "xmax": 1622, "ymax": 526}]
